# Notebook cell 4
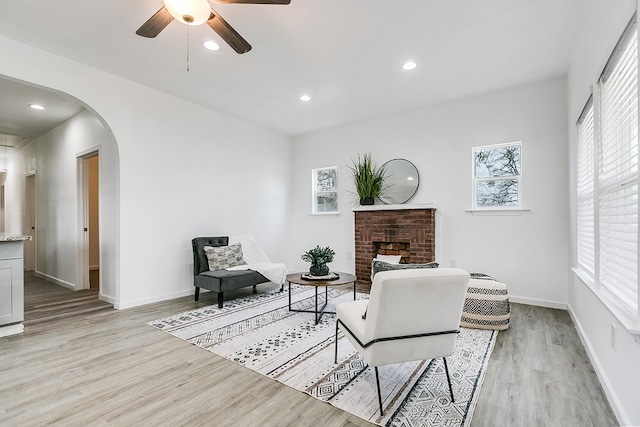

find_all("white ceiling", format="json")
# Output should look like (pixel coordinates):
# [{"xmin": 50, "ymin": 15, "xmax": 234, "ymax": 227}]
[{"xmin": 0, "ymin": 0, "xmax": 584, "ymax": 140}]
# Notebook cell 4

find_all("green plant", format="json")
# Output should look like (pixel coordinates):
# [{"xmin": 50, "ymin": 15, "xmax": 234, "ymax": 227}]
[
  {"xmin": 349, "ymin": 152, "xmax": 386, "ymax": 201},
  {"xmin": 301, "ymin": 245, "xmax": 335, "ymax": 267}
]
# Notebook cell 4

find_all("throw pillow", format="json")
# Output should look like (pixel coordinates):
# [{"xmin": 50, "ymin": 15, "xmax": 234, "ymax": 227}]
[
  {"xmin": 365, "ymin": 259, "xmax": 439, "ymax": 319},
  {"xmin": 204, "ymin": 243, "xmax": 247, "ymax": 271},
  {"xmin": 375, "ymin": 254, "xmax": 401, "ymax": 264},
  {"xmin": 371, "ymin": 259, "xmax": 439, "ymax": 279}
]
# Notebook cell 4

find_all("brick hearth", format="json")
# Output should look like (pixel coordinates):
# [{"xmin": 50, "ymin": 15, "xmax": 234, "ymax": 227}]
[{"xmin": 354, "ymin": 208, "xmax": 436, "ymax": 290}]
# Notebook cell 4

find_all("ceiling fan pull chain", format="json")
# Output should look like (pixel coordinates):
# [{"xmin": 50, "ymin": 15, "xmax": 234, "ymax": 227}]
[{"xmin": 186, "ymin": 25, "xmax": 190, "ymax": 72}]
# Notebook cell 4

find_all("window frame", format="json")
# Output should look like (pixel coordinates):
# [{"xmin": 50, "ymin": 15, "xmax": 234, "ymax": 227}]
[
  {"xmin": 311, "ymin": 166, "xmax": 339, "ymax": 214},
  {"xmin": 573, "ymin": 12, "xmax": 639, "ymax": 322},
  {"xmin": 576, "ymin": 96, "xmax": 596, "ymax": 277},
  {"xmin": 471, "ymin": 141, "xmax": 523, "ymax": 210},
  {"xmin": 596, "ymin": 14, "xmax": 639, "ymax": 313}
]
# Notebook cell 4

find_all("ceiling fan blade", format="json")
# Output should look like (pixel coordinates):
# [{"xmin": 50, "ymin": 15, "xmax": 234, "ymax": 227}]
[
  {"xmin": 206, "ymin": 12, "xmax": 252, "ymax": 54},
  {"xmin": 136, "ymin": 6, "xmax": 174, "ymax": 38},
  {"xmin": 215, "ymin": 0, "xmax": 291, "ymax": 4}
]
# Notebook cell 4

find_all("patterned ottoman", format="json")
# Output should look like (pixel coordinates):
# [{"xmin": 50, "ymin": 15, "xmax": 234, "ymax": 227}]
[{"xmin": 460, "ymin": 273, "xmax": 510, "ymax": 331}]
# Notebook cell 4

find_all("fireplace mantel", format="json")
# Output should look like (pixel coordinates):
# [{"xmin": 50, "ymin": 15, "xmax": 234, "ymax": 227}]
[{"xmin": 353, "ymin": 203, "xmax": 438, "ymax": 212}]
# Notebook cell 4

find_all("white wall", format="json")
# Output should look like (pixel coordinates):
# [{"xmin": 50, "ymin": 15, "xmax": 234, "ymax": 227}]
[
  {"xmin": 291, "ymin": 78, "xmax": 569, "ymax": 308},
  {"xmin": 0, "ymin": 35, "xmax": 293, "ymax": 309},
  {"xmin": 567, "ymin": 0, "xmax": 640, "ymax": 425}
]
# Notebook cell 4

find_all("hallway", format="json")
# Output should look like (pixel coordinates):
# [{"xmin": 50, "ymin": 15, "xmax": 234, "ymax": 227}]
[{"xmin": 23, "ymin": 271, "xmax": 112, "ymax": 326}]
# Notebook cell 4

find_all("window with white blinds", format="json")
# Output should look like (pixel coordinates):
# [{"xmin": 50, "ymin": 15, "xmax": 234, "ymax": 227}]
[
  {"xmin": 597, "ymin": 14, "xmax": 638, "ymax": 311},
  {"xmin": 576, "ymin": 98, "xmax": 595, "ymax": 276}
]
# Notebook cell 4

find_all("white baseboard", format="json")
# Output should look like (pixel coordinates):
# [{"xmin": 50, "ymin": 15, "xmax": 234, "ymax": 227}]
[
  {"xmin": 34, "ymin": 270, "xmax": 77, "ymax": 291},
  {"xmin": 99, "ymin": 293, "xmax": 116, "ymax": 304},
  {"xmin": 567, "ymin": 303, "xmax": 629, "ymax": 426},
  {"xmin": 114, "ymin": 288, "xmax": 195, "ymax": 310},
  {"xmin": 0, "ymin": 323, "xmax": 24, "ymax": 337},
  {"xmin": 508, "ymin": 295, "xmax": 567, "ymax": 310}
]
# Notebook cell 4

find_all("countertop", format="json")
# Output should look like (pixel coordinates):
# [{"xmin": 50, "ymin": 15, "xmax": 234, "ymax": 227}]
[{"xmin": 0, "ymin": 233, "xmax": 32, "ymax": 242}]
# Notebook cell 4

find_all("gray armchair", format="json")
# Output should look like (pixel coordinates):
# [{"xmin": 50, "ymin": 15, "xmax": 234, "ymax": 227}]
[{"xmin": 192, "ymin": 236, "xmax": 269, "ymax": 308}]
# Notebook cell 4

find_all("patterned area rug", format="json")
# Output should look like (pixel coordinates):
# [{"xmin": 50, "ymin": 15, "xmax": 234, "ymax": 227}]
[{"xmin": 148, "ymin": 285, "xmax": 497, "ymax": 426}]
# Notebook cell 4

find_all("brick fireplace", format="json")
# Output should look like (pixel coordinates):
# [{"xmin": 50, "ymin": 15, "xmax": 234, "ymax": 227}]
[{"xmin": 354, "ymin": 207, "xmax": 436, "ymax": 290}]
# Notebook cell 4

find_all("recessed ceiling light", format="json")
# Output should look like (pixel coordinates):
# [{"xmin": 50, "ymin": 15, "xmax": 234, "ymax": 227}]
[
  {"xmin": 402, "ymin": 61, "xmax": 417, "ymax": 71},
  {"xmin": 203, "ymin": 40, "xmax": 220, "ymax": 51},
  {"xmin": 299, "ymin": 95, "xmax": 311, "ymax": 102},
  {"xmin": 29, "ymin": 104, "xmax": 45, "ymax": 110}
]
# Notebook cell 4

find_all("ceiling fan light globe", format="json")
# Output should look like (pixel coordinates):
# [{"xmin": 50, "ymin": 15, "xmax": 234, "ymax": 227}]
[{"xmin": 162, "ymin": 0, "xmax": 211, "ymax": 25}]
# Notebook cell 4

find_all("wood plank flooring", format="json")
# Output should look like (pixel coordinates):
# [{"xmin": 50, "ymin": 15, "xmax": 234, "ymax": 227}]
[
  {"xmin": 23, "ymin": 272, "xmax": 111, "ymax": 326},
  {"xmin": 0, "ymin": 275, "xmax": 618, "ymax": 426}
]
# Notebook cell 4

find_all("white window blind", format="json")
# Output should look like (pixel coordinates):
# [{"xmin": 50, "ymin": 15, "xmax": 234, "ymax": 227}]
[
  {"xmin": 576, "ymin": 98, "xmax": 595, "ymax": 276},
  {"xmin": 598, "ymin": 19, "xmax": 638, "ymax": 309}
]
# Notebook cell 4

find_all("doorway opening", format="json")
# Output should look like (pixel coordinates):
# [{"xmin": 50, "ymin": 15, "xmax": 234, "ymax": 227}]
[{"xmin": 77, "ymin": 152, "xmax": 100, "ymax": 292}]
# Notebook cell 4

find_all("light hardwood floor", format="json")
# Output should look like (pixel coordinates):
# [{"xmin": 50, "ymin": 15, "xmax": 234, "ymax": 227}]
[{"xmin": 0, "ymin": 274, "xmax": 618, "ymax": 426}]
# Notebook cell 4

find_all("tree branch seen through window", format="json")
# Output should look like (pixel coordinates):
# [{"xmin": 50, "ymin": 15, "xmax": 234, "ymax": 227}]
[{"xmin": 473, "ymin": 143, "xmax": 521, "ymax": 208}]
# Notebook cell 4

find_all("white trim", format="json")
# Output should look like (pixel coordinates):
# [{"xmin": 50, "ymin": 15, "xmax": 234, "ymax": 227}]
[
  {"xmin": 465, "ymin": 208, "xmax": 531, "ymax": 216},
  {"xmin": 508, "ymin": 295, "xmax": 567, "ymax": 310},
  {"xmin": 76, "ymin": 156, "xmax": 90, "ymax": 290},
  {"xmin": 567, "ymin": 303, "xmax": 630, "ymax": 426},
  {"xmin": 34, "ymin": 270, "xmax": 77, "ymax": 291},
  {"xmin": 98, "ymin": 292, "xmax": 116, "ymax": 305},
  {"xmin": 114, "ymin": 288, "xmax": 195, "ymax": 310},
  {"xmin": 353, "ymin": 203, "xmax": 438, "ymax": 212},
  {"xmin": 0, "ymin": 323, "xmax": 24, "ymax": 337},
  {"xmin": 572, "ymin": 267, "xmax": 640, "ymax": 336}
]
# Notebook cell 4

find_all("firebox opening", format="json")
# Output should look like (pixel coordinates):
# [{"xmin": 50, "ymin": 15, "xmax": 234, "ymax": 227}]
[{"xmin": 373, "ymin": 242, "xmax": 411, "ymax": 263}]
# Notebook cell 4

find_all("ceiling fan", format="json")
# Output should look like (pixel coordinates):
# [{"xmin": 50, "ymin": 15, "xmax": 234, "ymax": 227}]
[{"xmin": 136, "ymin": 0, "xmax": 291, "ymax": 54}]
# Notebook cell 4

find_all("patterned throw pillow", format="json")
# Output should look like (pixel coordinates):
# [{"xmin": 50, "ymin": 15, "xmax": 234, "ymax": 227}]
[
  {"xmin": 364, "ymin": 259, "xmax": 439, "ymax": 319},
  {"xmin": 371, "ymin": 259, "xmax": 439, "ymax": 280},
  {"xmin": 204, "ymin": 243, "xmax": 247, "ymax": 271}
]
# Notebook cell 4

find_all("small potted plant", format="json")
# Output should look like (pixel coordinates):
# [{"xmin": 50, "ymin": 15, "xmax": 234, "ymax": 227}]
[
  {"xmin": 301, "ymin": 245, "xmax": 335, "ymax": 276},
  {"xmin": 349, "ymin": 152, "xmax": 386, "ymax": 205}
]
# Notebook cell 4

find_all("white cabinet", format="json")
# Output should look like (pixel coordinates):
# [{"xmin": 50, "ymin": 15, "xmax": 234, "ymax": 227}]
[{"xmin": 0, "ymin": 240, "xmax": 25, "ymax": 327}]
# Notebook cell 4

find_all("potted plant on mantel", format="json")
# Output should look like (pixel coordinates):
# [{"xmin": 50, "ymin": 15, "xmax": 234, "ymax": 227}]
[
  {"xmin": 301, "ymin": 245, "xmax": 335, "ymax": 276},
  {"xmin": 349, "ymin": 152, "xmax": 386, "ymax": 205}
]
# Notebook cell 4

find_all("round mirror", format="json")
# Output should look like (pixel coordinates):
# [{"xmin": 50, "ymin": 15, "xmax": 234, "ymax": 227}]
[{"xmin": 380, "ymin": 159, "xmax": 419, "ymax": 204}]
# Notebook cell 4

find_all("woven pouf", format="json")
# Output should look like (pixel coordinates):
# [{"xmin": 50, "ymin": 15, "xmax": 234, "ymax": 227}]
[{"xmin": 460, "ymin": 273, "xmax": 510, "ymax": 331}]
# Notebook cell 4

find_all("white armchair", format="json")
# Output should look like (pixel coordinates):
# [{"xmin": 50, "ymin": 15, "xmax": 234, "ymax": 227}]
[{"xmin": 334, "ymin": 268, "xmax": 470, "ymax": 416}]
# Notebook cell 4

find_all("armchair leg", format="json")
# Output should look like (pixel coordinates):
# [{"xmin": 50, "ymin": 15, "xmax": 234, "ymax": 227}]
[
  {"xmin": 443, "ymin": 357, "xmax": 455, "ymax": 403},
  {"xmin": 334, "ymin": 321, "xmax": 339, "ymax": 364},
  {"xmin": 253, "ymin": 285, "xmax": 257, "ymax": 294},
  {"xmin": 194, "ymin": 287, "xmax": 200, "ymax": 301},
  {"xmin": 217, "ymin": 292, "xmax": 224, "ymax": 309},
  {"xmin": 374, "ymin": 366, "xmax": 384, "ymax": 416}
]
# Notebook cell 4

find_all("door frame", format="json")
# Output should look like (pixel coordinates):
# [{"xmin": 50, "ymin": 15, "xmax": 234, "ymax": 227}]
[
  {"xmin": 24, "ymin": 171, "xmax": 36, "ymax": 271},
  {"xmin": 76, "ymin": 147, "xmax": 100, "ymax": 291}
]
